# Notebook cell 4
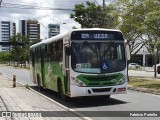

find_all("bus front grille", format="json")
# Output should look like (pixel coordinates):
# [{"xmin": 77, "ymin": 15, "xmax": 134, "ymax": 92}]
[
  {"xmin": 83, "ymin": 75, "xmax": 117, "ymax": 81},
  {"xmin": 92, "ymin": 88, "xmax": 111, "ymax": 92},
  {"xmin": 84, "ymin": 75, "xmax": 117, "ymax": 86},
  {"xmin": 89, "ymin": 83, "xmax": 114, "ymax": 86}
]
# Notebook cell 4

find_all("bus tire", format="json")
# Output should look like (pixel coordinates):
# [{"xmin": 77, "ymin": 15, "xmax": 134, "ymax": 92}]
[
  {"xmin": 57, "ymin": 80, "xmax": 67, "ymax": 101},
  {"xmin": 37, "ymin": 74, "xmax": 42, "ymax": 91}
]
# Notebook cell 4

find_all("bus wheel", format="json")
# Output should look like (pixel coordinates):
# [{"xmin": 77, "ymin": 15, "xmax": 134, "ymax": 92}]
[
  {"xmin": 58, "ymin": 80, "xmax": 67, "ymax": 101},
  {"xmin": 37, "ymin": 74, "xmax": 42, "ymax": 91}
]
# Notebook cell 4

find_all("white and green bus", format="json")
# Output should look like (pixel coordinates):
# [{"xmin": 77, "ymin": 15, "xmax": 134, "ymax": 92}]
[{"xmin": 30, "ymin": 28, "xmax": 130, "ymax": 100}]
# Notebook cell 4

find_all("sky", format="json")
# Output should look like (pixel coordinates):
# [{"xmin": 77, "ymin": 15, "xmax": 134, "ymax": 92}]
[{"xmin": 0, "ymin": 0, "xmax": 113, "ymax": 39}]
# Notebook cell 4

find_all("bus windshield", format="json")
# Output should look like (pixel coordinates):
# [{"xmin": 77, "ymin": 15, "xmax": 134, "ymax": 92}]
[{"xmin": 71, "ymin": 41, "xmax": 126, "ymax": 73}]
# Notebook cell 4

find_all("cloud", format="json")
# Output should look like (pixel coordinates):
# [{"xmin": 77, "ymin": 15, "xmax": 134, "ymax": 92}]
[{"xmin": 0, "ymin": 0, "xmax": 112, "ymax": 39}]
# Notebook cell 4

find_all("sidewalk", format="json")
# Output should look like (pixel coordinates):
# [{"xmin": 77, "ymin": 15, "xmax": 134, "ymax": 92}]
[{"xmin": 0, "ymin": 74, "xmax": 85, "ymax": 120}]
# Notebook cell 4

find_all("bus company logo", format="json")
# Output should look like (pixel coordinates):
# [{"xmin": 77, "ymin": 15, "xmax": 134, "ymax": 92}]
[
  {"xmin": 99, "ymin": 81, "xmax": 105, "ymax": 86},
  {"xmin": 2, "ymin": 112, "xmax": 11, "ymax": 118}
]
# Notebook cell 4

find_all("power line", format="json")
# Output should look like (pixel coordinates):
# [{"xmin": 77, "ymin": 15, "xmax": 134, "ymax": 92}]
[
  {"xmin": 93, "ymin": 0, "xmax": 101, "ymax": 6},
  {"xmin": 1, "ymin": 2, "xmax": 74, "ymax": 11},
  {"xmin": 3, "ymin": 6, "xmax": 74, "ymax": 11},
  {"xmin": 1, "ymin": 1, "xmax": 118, "ymax": 11}
]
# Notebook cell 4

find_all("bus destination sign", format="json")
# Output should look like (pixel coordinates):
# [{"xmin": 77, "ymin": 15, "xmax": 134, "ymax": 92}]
[
  {"xmin": 71, "ymin": 30, "xmax": 124, "ymax": 40},
  {"xmin": 81, "ymin": 33, "xmax": 109, "ymax": 39}
]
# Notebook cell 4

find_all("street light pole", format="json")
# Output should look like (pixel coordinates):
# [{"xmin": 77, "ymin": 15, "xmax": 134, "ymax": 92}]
[{"xmin": 102, "ymin": 0, "xmax": 106, "ymax": 27}]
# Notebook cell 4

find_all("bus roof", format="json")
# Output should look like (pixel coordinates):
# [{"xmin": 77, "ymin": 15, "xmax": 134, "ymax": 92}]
[
  {"xmin": 30, "ymin": 28, "xmax": 122, "ymax": 49},
  {"xmin": 72, "ymin": 28, "xmax": 122, "ymax": 32},
  {"xmin": 30, "ymin": 31, "xmax": 70, "ymax": 49}
]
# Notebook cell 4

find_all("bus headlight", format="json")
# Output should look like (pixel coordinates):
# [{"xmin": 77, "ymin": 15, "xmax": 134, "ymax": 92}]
[
  {"xmin": 71, "ymin": 77, "xmax": 86, "ymax": 87},
  {"xmin": 116, "ymin": 75, "xmax": 126, "ymax": 85}
]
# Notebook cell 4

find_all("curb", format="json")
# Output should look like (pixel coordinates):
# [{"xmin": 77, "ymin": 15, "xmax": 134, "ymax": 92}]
[
  {"xmin": 29, "ymin": 87, "xmax": 92, "ymax": 120},
  {"xmin": 2, "ymin": 73, "xmax": 25, "ymax": 86},
  {"xmin": 129, "ymin": 76, "xmax": 160, "ymax": 80},
  {"xmin": 145, "ymin": 70, "xmax": 154, "ymax": 72},
  {"xmin": 1, "ymin": 74, "xmax": 92, "ymax": 120},
  {"xmin": 128, "ymin": 86, "xmax": 160, "ymax": 95}
]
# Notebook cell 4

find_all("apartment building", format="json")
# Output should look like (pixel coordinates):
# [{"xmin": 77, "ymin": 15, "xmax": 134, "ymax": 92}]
[
  {"xmin": 19, "ymin": 19, "xmax": 40, "ymax": 43},
  {"xmin": 48, "ymin": 23, "xmax": 60, "ymax": 38},
  {"xmin": 0, "ymin": 21, "xmax": 16, "ymax": 51}
]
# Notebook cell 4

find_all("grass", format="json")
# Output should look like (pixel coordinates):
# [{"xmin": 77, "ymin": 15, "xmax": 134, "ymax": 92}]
[{"xmin": 129, "ymin": 77, "xmax": 160, "ymax": 91}]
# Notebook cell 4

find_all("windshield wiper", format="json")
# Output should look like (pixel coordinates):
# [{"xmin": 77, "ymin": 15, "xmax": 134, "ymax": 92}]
[
  {"xmin": 103, "ymin": 41, "xmax": 114, "ymax": 54},
  {"xmin": 83, "ymin": 41, "xmax": 97, "ymax": 53}
]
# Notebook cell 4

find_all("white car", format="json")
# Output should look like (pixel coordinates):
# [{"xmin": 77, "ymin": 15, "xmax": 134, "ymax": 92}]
[{"xmin": 128, "ymin": 63, "xmax": 141, "ymax": 69}]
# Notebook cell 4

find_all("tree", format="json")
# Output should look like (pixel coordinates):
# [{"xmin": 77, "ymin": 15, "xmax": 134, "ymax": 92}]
[
  {"xmin": 9, "ymin": 33, "xmax": 30, "ymax": 67},
  {"xmin": 112, "ymin": 0, "xmax": 146, "ymax": 57},
  {"xmin": 0, "ymin": 52, "xmax": 12, "ymax": 64},
  {"xmin": 143, "ymin": 0, "xmax": 160, "ymax": 77},
  {"xmin": 112, "ymin": 0, "xmax": 159, "ymax": 55},
  {"xmin": 70, "ymin": 1, "xmax": 115, "ymax": 28},
  {"xmin": 112, "ymin": 0, "xmax": 160, "ymax": 76}
]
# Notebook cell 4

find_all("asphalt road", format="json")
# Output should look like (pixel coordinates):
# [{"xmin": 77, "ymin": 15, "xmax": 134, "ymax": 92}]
[
  {"xmin": 0, "ymin": 65, "xmax": 36, "ymax": 86},
  {"xmin": 0, "ymin": 65, "xmax": 160, "ymax": 120},
  {"xmin": 128, "ymin": 69, "xmax": 160, "ymax": 78}
]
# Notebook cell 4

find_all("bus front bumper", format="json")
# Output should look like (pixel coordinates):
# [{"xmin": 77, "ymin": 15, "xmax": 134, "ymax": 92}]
[{"xmin": 70, "ymin": 82, "xmax": 127, "ymax": 97}]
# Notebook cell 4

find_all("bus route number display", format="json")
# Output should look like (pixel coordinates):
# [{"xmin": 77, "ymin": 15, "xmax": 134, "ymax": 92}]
[{"xmin": 81, "ymin": 33, "xmax": 108, "ymax": 39}]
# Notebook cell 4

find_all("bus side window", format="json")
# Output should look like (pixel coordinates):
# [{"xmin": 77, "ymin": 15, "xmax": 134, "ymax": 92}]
[
  {"xmin": 30, "ymin": 50, "xmax": 35, "ymax": 67},
  {"xmin": 45, "ymin": 45, "xmax": 47, "ymax": 62},
  {"xmin": 56, "ymin": 40, "xmax": 63, "ymax": 61},
  {"xmin": 45, "ymin": 45, "xmax": 50, "ymax": 62},
  {"xmin": 37, "ymin": 48, "xmax": 39, "ymax": 62},
  {"xmin": 50, "ymin": 43, "xmax": 53, "ymax": 61},
  {"xmin": 35, "ymin": 48, "xmax": 37, "ymax": 63}
]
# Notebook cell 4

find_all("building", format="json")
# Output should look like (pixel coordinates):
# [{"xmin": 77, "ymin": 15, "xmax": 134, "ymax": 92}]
[
  {"xmin": 130, "ymin": 46, "xmax": 154, "ymax": 67},
  {"xmin": 19, "ymin": 19, "xmax": 40, "ymax": 43},
  {"xmin": 0, "ymin": 21, "xmax": 16, "ymax": 51},
  {"xmin": 48, "ymin": 24, "xmax": 60, "ymax": 38}
]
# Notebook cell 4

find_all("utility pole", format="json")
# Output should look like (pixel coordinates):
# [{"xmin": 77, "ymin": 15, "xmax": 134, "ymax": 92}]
[
  {"xmin": 102, "ymin": 0, "xmax": 106, "ymax": 27},
  {"xmin": 103, "ymin": 0, "xmax": 106, "ymax": 10}
]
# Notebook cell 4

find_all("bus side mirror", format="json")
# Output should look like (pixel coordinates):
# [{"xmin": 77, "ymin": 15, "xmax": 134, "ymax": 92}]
[
  {"xmin": 65, "ymin": 46, "xmax": 71, "ymax": 56},
  {"xmin": 126, "ymin": 44, "xmax": 130, "ymax": 60}
]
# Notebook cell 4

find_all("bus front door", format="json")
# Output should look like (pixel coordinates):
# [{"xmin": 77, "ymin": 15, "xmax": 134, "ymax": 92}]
[{"xmin": 65, "ymin": 46, "xmax": 70, "ymax": 94}]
